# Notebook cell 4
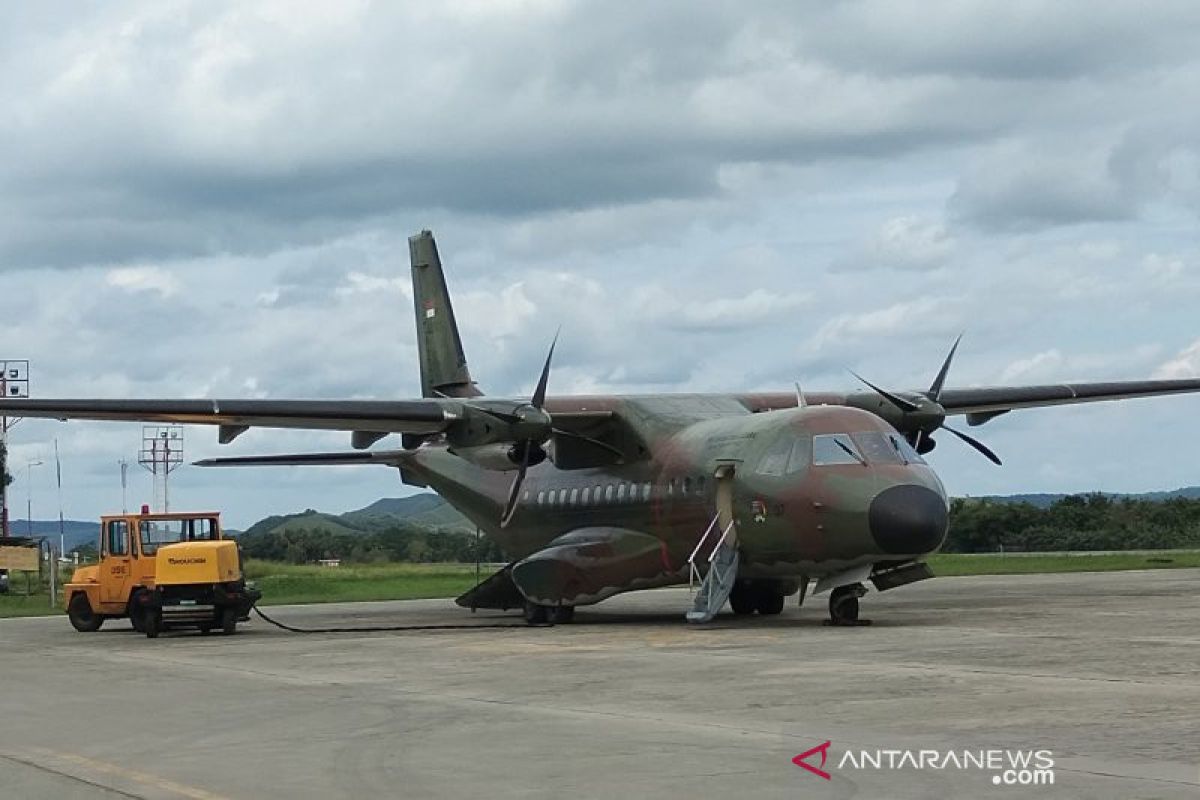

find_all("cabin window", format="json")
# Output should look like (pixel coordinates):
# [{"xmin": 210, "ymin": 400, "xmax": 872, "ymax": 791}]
[
  {"xmin": 695, "ymin": 476, "xmax": 706, "ymax": 494},
  {"xmin": 537, "ymin": 490, "xmax": 545, "ymax": 506},
  {"xmin": 558, "ymin": 489, "xmax": 568, "ymax": 506},
  {"xmin": 569, "ymin": 488, "xmax": 579, "ymax": 506},
  {"xmin": 582, "ymin": 487, "xmax": 591, "ymax": 505},
  {"xmin": 617, "ymin": 484, "xmax": 627, "ymax": 502},
  {"xmin": 682, "ymin": 477, "xmax": 691, "ymax": 495},
  {"xmin": 605, "ymin": 485, "xmax": 614, "ymax": 503},
  {"xmin": 642, "ymin": 482, "xmax": 652, "ymax": 501},
  {"xmin": 666, "ymin": 480, "xmax": 674, "ymax": 497},
  {"xmin": 106, "ymin": 520, "xmax": 128, "ymax": 556}
]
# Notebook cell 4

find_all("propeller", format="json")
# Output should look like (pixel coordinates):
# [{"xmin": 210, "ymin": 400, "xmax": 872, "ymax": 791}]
[
  {"xmin": 853, "ymin": 335, "xmax": 1002, "ymax": 466},
  {"xmin": 497, "ymin": 335, "xmax": 557, "ymax": 527},
  {"xmin": 470, "ymin": 333, "xmax": 624, "ymax": 528}
]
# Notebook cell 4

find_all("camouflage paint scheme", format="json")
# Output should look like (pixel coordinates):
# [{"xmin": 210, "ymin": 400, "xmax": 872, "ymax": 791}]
[{"xmin": 5, "ymin": 230, "xmax": 1200, "ymax": 621}]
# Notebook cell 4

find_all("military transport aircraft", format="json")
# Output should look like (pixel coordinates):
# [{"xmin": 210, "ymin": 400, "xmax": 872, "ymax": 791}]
[{"xmin": 4, "ymin": 231, "xmax": 1200, "ymax": 626}]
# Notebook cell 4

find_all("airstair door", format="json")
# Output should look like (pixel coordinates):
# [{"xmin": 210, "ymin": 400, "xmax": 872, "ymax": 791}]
[{"xmin": 686, "ymin": 465, "xmax": 739, "ymax": 623}]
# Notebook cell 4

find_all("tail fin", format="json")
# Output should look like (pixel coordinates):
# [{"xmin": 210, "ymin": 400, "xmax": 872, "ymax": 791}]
[{"xmin": 409, "ymin": 230, "xmax": 481, "ymax": 398}]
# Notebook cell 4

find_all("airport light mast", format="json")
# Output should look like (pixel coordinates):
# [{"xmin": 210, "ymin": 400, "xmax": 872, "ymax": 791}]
[
  {"xmin": 0, "ymin": 359, "xmax": 30, "ymax": 540},
  {"xmin": 138, "ymin": 425, "xmax": 183, "ymax": 513}
]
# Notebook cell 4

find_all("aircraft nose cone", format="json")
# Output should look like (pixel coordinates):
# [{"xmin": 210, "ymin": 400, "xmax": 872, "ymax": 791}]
[{"xmin": 868, "ymin": 484, "xmax": 948, "ymax": 554}]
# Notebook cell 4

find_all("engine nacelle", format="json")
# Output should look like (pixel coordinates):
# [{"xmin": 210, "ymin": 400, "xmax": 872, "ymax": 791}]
[
  {"xmin": 445, "ymin": 403, "xmax": 552, "ymax": 449},
  {"xmin": 450, "ymin": 443, "xmax": 547, "ymax": 472}
]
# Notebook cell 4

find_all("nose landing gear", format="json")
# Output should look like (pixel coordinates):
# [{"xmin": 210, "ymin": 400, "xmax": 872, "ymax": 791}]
[{"xmin": 827, "ymin": 583, "xmax": 871, "ymax": 626}]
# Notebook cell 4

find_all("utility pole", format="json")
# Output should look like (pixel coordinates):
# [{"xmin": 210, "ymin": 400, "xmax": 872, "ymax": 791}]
[
  {"xmin": 138, "ymin": 426, "xmax": 183, "ymax": 512},
  {"xmin": 55, "ymin": 439, "xmax": 65, "ymax": 559},
  {"xmin": 26, "ymin": 459, "xmax": 43, "ymax": 537},
  {"xmin": 0, "ymin": 359, "xmax": 31, "ymax": 540},
  {"xmin": 119, "ymin": 459, "xmax": 129, "ymax": 514}
]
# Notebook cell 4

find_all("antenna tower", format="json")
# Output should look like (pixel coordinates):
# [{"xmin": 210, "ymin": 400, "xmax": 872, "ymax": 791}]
[{"xmin": 138, "ymin": 426, "xmax": 183, "ymax": 512}]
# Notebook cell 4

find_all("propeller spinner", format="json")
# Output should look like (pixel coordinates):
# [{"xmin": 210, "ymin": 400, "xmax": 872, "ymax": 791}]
[{"xmin": 853, "ymin": 335, "xmax": 1001, "ymax": 466}]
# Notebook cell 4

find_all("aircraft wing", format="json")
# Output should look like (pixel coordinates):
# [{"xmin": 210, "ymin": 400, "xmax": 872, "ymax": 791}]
[
  {"xmin": 193, "ymin": 450, "xmax": 410, "ymax": 467},
  {"xmin": 0, "ymin": 398, "xmax": 452, "ymax": 435},
  {"xmin": 936, "ymin": 378, "xmax": 1200, "ymax": 419},
  {"xmin": 0, "ymin": 396, "xmax": 623, "ymax": 452}
]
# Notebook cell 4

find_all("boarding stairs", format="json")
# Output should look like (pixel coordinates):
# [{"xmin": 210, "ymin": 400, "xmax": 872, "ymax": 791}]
[{"xmin": 686, "ymin": 512, "xmax": 739, "ymax": 623}]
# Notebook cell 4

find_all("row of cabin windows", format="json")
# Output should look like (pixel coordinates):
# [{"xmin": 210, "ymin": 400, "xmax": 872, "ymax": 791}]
[{"xmin": 527, "ymin": 476, "xmax": 707, "ymax": 510}]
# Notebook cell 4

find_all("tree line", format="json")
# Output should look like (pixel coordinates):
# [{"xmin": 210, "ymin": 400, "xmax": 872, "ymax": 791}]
[
  {"xmin": 236, "ymin": 523, "xmax": 505, "ymax": 564},
  {"xmin": 946, "ymin": 493, "xmax": 1200, "ymax": 552},
  {"xmin": 235, "ymin": 492, "xmax": 1200, "ymax": 564}
]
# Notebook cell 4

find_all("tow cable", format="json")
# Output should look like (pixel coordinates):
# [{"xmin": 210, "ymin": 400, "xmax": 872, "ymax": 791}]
[{"xmin": 250, "ymin": 604, "xmax": 541, "ymax": 633}]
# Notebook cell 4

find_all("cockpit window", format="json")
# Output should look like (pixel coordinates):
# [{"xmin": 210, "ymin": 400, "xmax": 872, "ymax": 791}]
[
  {"xmin": 851, "ymin": 432, "xmax": 905, "ymax": 465},
  {"xmin": 785, "ymin": 437, "xmax": 811, "ymax": 474},
  {"xmin": 812, "ymin": 434, "xmax": 865, "ymax": 466},
  {"xmin": 812, "ymin": 432, "xmax": 927, "ymax": 466},
  {"xmin": 756, "ymin": 436, "xmax": 793, "ymax": 476},
  {"xmin": 888, "ymin": 433, "xmax": 927, "ymax": 465}
]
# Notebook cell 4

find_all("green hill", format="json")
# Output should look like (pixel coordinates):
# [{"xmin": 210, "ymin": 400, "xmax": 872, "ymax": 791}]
[{"xmin": 240, "ymin": 494, "xmax": 474, "ymax": 538}]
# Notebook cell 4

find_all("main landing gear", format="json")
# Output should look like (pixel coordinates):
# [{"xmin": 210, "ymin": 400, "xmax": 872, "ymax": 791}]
[
  {"xmin": 728, "ymin": 579, "xmax": 786, "ymax": 616},
  {"xmin": 827, "ymin": 583, "xmax": 871, "ymax": 626},
  {"xmin": 523, "ymin": 601, "xmax": 575, "ymax": 625}
]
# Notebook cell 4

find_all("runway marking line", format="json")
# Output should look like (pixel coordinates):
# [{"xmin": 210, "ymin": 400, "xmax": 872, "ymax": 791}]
[{"xmin": 15, "ymin": 746, "xmax": 234, "ymax": 800}]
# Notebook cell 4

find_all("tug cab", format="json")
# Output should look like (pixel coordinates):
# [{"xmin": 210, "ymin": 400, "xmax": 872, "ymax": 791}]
[{"xmin": 64, "ymin": 507, "xmax": 259, "ymax": 637}]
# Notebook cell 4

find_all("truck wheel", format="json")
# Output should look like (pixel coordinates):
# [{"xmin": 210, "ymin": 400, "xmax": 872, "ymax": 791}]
[
  {"xmin": 220, "ymin": 607, "xmax": 238, "ymax": 635},
  {"xmin": 128, "ymin": 592, "xmax": 147, "ymax": 632},
  {"xmin": 68, "ymin": 594, "xmax": 104, "ymax": 632},
  {"xmin": 144, "ymin": 609, "xmax": 161, "ymax": 639}
]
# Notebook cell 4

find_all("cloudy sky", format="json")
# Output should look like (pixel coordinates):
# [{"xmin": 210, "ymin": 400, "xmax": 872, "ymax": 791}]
[{"xmin": 2, "ymin": 1, "xmax": 1200, "ymax": 528}]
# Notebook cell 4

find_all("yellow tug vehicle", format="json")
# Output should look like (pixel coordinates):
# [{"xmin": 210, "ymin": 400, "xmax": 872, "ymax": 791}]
[{"xmin": 64, "ymin": 508, "xmax": 260, "ymax": 638}]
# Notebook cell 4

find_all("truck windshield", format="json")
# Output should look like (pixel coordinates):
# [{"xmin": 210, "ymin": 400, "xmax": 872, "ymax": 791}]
[{"xmin": 139, "ymin": 518, "xmax": 218, "ymax": 556}]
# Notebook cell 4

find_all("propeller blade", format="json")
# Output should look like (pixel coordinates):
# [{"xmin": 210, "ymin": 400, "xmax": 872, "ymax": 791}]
[
  {"xmin": 500, "ymin": 446, "xmax": 532, "ymax": 528},
  {"xmin": 552, "ymin": 427, "xmax": 626, "ymax": 462},
  {"xmin": 928, "ymin": 333, "xmax": 963, "ymax": 401},
  {"xmin": 531, "ymin": 330, "xmax": 560, "ymax": 409},
  {"xmin": 941, "ymin": 424, "xmax": 1002, "ymax": 465},
  {"xmin": 795, "ymin": 381, "xmax": 807, "ymax": 408},
  {"xmin": 849, "ymin": 370, "xmax": 920, "ymax": 413}
]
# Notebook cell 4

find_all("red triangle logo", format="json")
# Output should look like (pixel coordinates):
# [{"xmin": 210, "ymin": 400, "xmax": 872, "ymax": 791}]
[{"xmin": 792, "ymin": 740, "xmax": 832, "ymax": 780}]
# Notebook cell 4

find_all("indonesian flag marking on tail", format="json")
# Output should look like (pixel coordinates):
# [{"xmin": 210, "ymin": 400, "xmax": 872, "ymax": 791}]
[{"xmin": 425, "ymin": 301, "xmax": 436, "ymax": 319}]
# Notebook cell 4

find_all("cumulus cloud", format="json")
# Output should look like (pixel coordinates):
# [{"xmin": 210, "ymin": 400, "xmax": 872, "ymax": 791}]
[
  {"xmin": 1155, "ymin": 341, "xmax": 1200, "ymax": 379},
  {"xmin": 3, "ymin": 2, "xmax": 1200, "ymax": 524},
  {"xmin": 104, "ymin": 266, "xmax": 181, "ymax": 297},
  {"xmin": 949, "ymin": 139, "xmax": 1137, "ymax": 231},
  {"xmin": 835, "ymin": 215, "xmax": 955, "ymax": 272}
]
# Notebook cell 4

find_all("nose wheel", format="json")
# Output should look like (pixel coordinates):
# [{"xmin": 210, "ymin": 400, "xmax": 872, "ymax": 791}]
[{"xmin": 827, "ymin": 583, "xmax": 871, "ymax": 626}]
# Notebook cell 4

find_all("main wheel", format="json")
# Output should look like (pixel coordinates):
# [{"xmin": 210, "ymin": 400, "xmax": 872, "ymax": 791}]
[
  {"xmin": 754, "ymin": 590, "xmax": 785, "ymax": 615},
  {"xmin": 68, "ymin": 594, "xmax": 104, "ymax": 632},
  {"xmin": 220, "ymin": 607, "xmax": 238, "ymax": 635},
  {"xmin": 547, "ymin": 605, "xmax": 575, "ymax": 624},
  {"xmin": 728, "ymin": 582, "xmax": 755, "ymax": 615},
  {"xmin": 523, "ymin": 601, "xmax": 548, "ymax": 625},
  {"xmin": 829, "ymin": 585, "xmax": 861, "ymax": 625}
]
